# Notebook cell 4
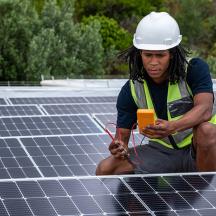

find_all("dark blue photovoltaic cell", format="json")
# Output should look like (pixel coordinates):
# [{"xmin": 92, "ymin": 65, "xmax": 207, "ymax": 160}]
[
  {"xmin": 72, "ymin": 195, "xmax": 103, "ymax": 214},
  {"xmin": 159, "ymin": 192, "xmax": 192, "ymax": 210},
  {"xmin": 175, "ymin": 210, "xmax": 200, "ymax": 216},
  {"xmin": 80, "ymin": 179, "xmax": 110, "ymax": 195},
  {"xmin": 154, "ymin": 212, "xmax": 177, "ymax": 216},
  {"xmin": 198, "ymin": 209, "xmax": 216, "ymax": 215},
  {"xmin": 182, "ymin": 175, "xmax": 214, "ymax": 190},
  {"xmin": 4, "ymin": 199, "xmax": 33, "ymax": 216},
  {"xmin": 115, "ymin": 194, "xmax": 148, "ymax": 213},
  {"xmin": 179, "ymin": 191, "xmax": 212, "ymax": 209},
  {"xmin": 202, "ymin": 174, "xmax": 216, "ymax": 187},
  {"xmin": 93, "ymin": 195, "xmax": 126, "ymax": 214},
  {"xmin": 124, "ymin": 177, "xmax": 153, "ymax": 193},
  {"xmin": 144, "ymin": 176, "xmax": 175, "ymax": 192},
  {"xmin": 102, "ymin": 178, "xmax": 131, "ymax": 194},
  {"xmin": 27, "ymin": 198, "xmax": 57, "ymax": 215},
  {"xmin": 49, "ymin": 197, "xmax": 80, "ymax": 215},
  {"xmin": 139, "ymin": 193, "xmax": 170, "ymax": 211},
  {"xmin": 163, "ymin": 176, "xmax": 195, "ymax": 191},
  {"xmin": 38, "ymin": 180, "xmax": 67, "ymax": 197},
  {"xmin": 0, "ymin": 98, "xmax": 7, "ymax": 105},
  {"xmin": 0, "ymin": 201, "xmax": 8, "ymax": 216}
]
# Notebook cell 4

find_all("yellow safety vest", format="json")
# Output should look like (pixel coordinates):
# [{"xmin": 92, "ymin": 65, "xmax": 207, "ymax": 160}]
[{"xmin": 130, "ymin": 79, "xmax": 216, "ymax": 149}]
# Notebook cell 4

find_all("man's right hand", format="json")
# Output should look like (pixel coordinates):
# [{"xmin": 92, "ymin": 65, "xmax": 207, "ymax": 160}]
[{"xmin": 108, "ymin": 140, "xmax": 129, "ymax": 159}]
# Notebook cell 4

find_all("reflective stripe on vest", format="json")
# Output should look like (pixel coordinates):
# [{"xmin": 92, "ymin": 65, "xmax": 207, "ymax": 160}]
[{"xmin": 130, "ymin": 79, "xmax": 194, "ymax": 149}]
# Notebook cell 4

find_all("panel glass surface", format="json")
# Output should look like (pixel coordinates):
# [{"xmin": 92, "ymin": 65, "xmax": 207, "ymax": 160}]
[
  {"xmin": 0, "ymin": 98, "xmax": 7, "ymax": 105},
  {"xmin": 0, "ymin": 105, "xmax": 42, "ymax": 116},
  {"xmin": 42, "ymin": 103, "xmax": 116, "ymax": 115},
  {"xmin": 0, "ymin": 174, "xmax": 215, "ymax": 215},
  {"xmin": 9, "ymin": 97, "xmax": 87, "ymax": 104},
  {"xmin": 0, "ymin": 115, "xmax": 101, "ymax": 137},
  {"xmin": 0, "ymin": 138, "xmax": 41, "ymax": 179},
  {"xmin": 20, "ymin": 134, "xmax": 111, "ymax": 177},
  {"xmin": 85, "ymin": 96, "xmax": 117, "ymax": 103},
  {"xmin": 1, "ymin": 93, "xmax": 216, "ymax": 215}
]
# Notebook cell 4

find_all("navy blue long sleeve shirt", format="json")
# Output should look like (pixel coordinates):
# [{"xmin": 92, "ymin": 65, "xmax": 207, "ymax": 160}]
[{"xmin": 116, "ymin": 58, "xmax": 213, "ymax": 129}]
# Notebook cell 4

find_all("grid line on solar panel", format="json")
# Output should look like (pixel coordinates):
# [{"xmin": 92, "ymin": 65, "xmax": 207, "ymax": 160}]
[
  {"xmin": 41, "ymin": 103, "xmax": 116, "ymax": 115},
  {"xmin": 0, "ymin": 105, "xmax": 43, "ymax": 116},
  {"xmin": 0, "ymin": 173, "xmax": 216, "ymax": 215},
  {"xmin": 0, "ymin": 114, "xmax": 102, "ymax": 137},
  {"xmin": 9, "ymin": 97, "xmax": 88, "ymax": 105},
  {"xmin": 0, "ymin": 138, "xmax": 41, "ymax": 179}
]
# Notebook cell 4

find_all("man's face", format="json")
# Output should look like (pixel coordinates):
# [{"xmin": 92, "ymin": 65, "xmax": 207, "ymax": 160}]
[{"xmin": 140, "ymin": 50, "xmax": 171, "ymax": 83}]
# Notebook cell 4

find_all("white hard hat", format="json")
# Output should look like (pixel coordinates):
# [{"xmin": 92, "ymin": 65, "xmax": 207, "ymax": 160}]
[{"xmin": 133, "ymin": 12, "xmax": 182, "ymax": 50}]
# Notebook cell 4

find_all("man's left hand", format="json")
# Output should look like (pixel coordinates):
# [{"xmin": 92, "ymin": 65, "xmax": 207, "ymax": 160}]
[{"xmin": 141, "ymin": 119, "xmax": 176, "ymax": 139}]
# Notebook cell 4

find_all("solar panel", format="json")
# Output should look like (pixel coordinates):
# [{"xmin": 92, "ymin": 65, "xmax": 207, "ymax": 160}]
[
  {"xmin": 20, "ymin": 134, "xmax": 110, "ymax": 176},
  {"xmin": 0, "ymin": 114, "xmax": 101, "ymax": 137},
  {"xmin": 0, "ymin": 173, "xmax": 216, "ymax": 215},
  {"xmin": 9, "ymin": 97, "xmax": 87, "ymax": 104},
  {"xmin": 42, "ymin": 103, "xmax": 116, "ymax": 115},
  {"xmin": 0, "ymin": 105, "xmax": 43, "ymax": 116},
  {"xmin": 94, "ymin": 113, "xmax": 117, "ymax": 133},
  {"xmin": 0, "ymin": 138, "xmax": 41, "ymax": 179},
  {"xmin": 9, "ymin": 96, "xmax": 117, "ymax": 104},
  {"xmin": 1, "ymin": 88, "xmax": 216, "ymax": 216},
  {"xmin": 85, "ymin": 96, "xmax": 117, "ymax": 103}
]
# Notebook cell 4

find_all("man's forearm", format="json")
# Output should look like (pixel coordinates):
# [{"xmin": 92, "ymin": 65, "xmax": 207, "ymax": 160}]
[{"xmin": 173, "ymin": 104, "xmax": 212, "ymax": 132}]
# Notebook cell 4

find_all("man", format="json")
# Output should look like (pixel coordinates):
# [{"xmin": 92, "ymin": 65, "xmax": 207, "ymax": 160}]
[{"xmin": 96, "ymin": 12, "xmax": 216, "ymax": 175}]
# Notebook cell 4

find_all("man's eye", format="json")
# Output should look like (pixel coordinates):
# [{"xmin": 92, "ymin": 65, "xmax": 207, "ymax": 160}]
[
  {"xmin": 156, "ymin": 54, "xmax": 165, "ymax": 57},
  {"xmin": 144, "ymin": 54, "xmax": 152, "ymax": 57}
]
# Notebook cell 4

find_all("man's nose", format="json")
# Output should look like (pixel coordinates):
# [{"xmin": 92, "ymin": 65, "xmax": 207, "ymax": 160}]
[{"xmin": 149, "ymin": 55, "xmax": 159, "ymax": 65}]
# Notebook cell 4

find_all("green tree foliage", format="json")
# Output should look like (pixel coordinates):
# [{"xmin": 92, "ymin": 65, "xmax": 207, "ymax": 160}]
[
  {"xmin": 163, "ymin": 0, "xmax": 216, "ymax": 74},
  {"xmin": 1, "ymin": 0, "xmax": 216, "ymax": 81},
  {"xmin": 1, "ymin": 0, "xmax": 104, "ymax": 81},
  {"xmin": 82, "ymin": 15, "xmax": 131, "ymax": 74},
  {"xmin": 83, "ymin": 15, "xmax": 131, "ymax": 50},
  {"xmin": 164, "ymin": 0, "xmax": 216, "ymax": 50},
  {"xmin": 75, "ymin": 0, "xmax": 163, "ymax": 31},
  {"xmin": 207, "ymin": 43, "xmax": 216, "ymax": 77},
  {"xmin": 30, "ymin": 0, "xmax": 104, "ymax": 79},
  {"xmin": 0, "ymin": 0, "xmax": 39, "ymax": 81}
]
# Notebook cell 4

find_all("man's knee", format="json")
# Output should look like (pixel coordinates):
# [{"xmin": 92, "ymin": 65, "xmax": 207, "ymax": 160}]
[
  {"xmin": 194, "ymin": 122, "xmax": 216, "ymax": 171},
  {"xmin": 96, "ymin": 156, "xmax": 134, "ymax": 175},
  {"xmin": 96, "ymin": 157, "xmax": 113, "ymax": 175},
  {"xmin": 195, "ymin": 122, "xmax": 216, "ymax": 148}
]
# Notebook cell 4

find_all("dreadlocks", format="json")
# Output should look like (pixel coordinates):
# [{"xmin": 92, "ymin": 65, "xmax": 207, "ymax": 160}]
[{"xmin": 119, "ymin": 45, "xmax": 190, "ymax": 84}]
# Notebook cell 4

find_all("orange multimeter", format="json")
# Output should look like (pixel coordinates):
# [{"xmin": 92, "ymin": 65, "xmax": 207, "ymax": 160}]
[{"xmin": 137, "ymin": 109, "xmax": 155, "ymax": 133}]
